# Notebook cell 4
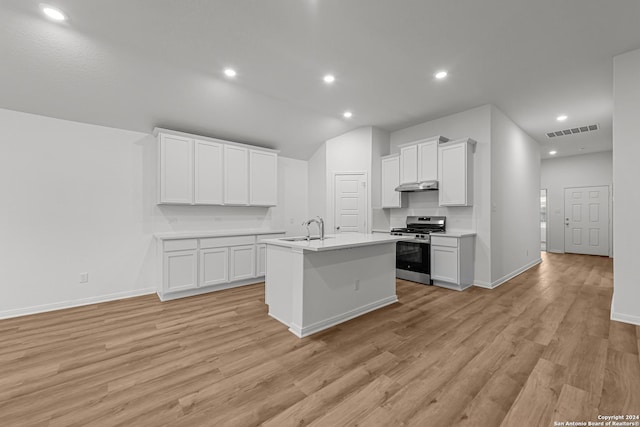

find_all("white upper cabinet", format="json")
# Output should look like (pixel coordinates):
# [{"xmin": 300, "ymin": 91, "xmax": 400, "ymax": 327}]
[
  {"xmin": 194, "ymin": 139, "xmax": 223, "ymax": 205},
  {"xmin": 249, "ymin": 150, "xmax": 278, "ymax": 206},
  {"xmin": 399, "ymin": 145, "xmax": 418, "ymax": 184},
  {"xmin": 399, "ymin": 136, "xmax": 447, "ymax": 185},
  {"xmin": 438, "ymin": 138, "xmax": 476, "ymax": 206},
  {"xmin": 417, "ymin": 139, "xmax": 438, "ymax": 182},
  {"xmin": 156, "ymin": 129, "xmax": 278, "ymax": 207},
  {"xmin": 381, "ymin": 154, "xmax": 402, "ymax": 208},
  {"xmin": 224, "ymin": 145, "xmax": 249, "ymax": 205},
  {"xmin": 159, "ymin": 133, "xmax": 193, "ymax": 204}
]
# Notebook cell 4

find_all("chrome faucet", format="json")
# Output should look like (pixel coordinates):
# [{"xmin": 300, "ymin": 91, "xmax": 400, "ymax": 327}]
[{"xmin": 302, "ymin": 216, "xmax": 325, "ymax": 240}]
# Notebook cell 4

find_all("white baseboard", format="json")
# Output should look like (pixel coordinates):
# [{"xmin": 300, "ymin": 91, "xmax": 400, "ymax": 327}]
[
  {"xmin": 610, "ymin": 295, "xmax": 640, "ymax": 326},
  {"xmin": 433, "ymin": 281, "xmax": 473, "ymax": 291},
  {"xmin": 611, "ymin": 311, "xmax": 640, "ymax": 326},
  {"xmin": 288, "ymin": 295, "xmax": 398, "ymax": 338},
  {"xmin": 267, "ymin": 311, "xmax": 290, "ymax": 327},
  {"xmin": 0, "ymin": 287, "xmax": 157, "ymax": 320},
  {"xmin": 157, "ymin": 277, "xmax": 264, "ymax": 302},
  {"xmin": 473, "ymin": 258, "xmax": 542, "ymax": 290}
]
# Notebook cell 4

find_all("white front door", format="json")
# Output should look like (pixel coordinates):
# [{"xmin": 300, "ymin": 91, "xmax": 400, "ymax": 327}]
[
  {"xmin": 334, "ymin": 173, "xmax": 367, "ymax": 233},
  {"xmin": 564, "ymin": 186, "xmax": 609, "ymax": 256}
]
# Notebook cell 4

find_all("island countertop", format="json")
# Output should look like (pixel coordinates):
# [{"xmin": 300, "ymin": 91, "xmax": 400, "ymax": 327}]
[{"xmin": 262, "ymin": 233, "xmax": 406, "ymax": 252}]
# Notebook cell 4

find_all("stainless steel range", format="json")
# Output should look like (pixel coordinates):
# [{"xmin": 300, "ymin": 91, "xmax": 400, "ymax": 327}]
[{"xmin": 391, "ymin": 216, "xmax": 446, "ymax": 285}]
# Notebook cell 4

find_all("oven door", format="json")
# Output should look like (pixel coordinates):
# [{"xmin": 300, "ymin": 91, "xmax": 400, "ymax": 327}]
[{"xmin": 396, "ymin": 240, "xmax": 430, "ymax": 274}]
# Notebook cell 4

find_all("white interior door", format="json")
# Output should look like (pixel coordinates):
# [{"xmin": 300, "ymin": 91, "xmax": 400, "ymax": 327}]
[
  {"xmin": 334, "ymin": 173, "xmax": 367, "ymax": 233},
  {"xmin": 564, "ymin": 186, "xmax": 609, "ymax": 256}
]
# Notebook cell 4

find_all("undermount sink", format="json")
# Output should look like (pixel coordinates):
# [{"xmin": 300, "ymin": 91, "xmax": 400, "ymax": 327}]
[{"xmin": 280, "ymin": 236, "xmax": 332, "ymax": 242}]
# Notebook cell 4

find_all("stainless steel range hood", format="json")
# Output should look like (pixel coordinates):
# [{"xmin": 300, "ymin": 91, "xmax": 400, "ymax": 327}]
[{"xmin": 394, "ymin": 180, "xmax": 438, "ymax": 192}]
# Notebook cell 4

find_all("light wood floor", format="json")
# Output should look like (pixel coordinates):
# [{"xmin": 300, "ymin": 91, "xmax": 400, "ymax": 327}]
[{"xmin": 1, "ymin": 252, "xmax": 638, "ymax": 426}]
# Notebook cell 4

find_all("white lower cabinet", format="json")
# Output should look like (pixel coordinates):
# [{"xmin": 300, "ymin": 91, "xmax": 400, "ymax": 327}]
[
  {"xmin": 430, "ymin": 235, "xmax": 475, "ymax": 291},
  {"xmin": 431, "ymin": 245, "xmax": 459, "ymax": 284},
  {"xmin": 164, "ymin": 250, "xmax": 198, "ymax": 292},
  {"xmin": 230, "ymin": 245, "xmax": 256, "ymax": 281},
  {"xmin": 158, "ymin": 232, "xmax": 285, "ymax": 301},
  {"xmin": 256, "ymin": 244, "xmax": 267, "ymax": 277},
  {"xmin": 199, "ymin": 247, "xmax": 229, "ymax": 286},
  {"xmin": 163, "ymin": 239, "xmax": 199, "ymax": 292}
]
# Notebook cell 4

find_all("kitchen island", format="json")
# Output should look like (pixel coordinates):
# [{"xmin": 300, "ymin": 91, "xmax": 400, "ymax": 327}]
[{"xmin": 262, "ymin": 233, "xmax": 405, "ymax": 338}]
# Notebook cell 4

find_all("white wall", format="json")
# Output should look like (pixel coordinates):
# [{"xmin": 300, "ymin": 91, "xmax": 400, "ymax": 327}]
[
  {"xmin": 540, "ymin": 151, "xmax": 613, "ymax": 254},
  {"xmin": 325, "ymin": 127, "xmax": 374, "ymax": 233},
  {"xmin": 389, "ymin": 105, "xmax": 492, "ymax": 285},
  {"xmin": 0, "ymin": 108, "xmax": 308, "ymax": 318},
  {"xmin": 371, "ymin": 127, "xmax": 391, "ymax": 231},
  {"xmin": 490, "ymin": 106, "xmax": 541, "ymax": 284},
  {"xmin": 612, "ymin": 48, "xmax": 640, "ymax": 325},
  {"xmin": 307, "ymin": 143, "xmax": 326, "ymax": 218}
]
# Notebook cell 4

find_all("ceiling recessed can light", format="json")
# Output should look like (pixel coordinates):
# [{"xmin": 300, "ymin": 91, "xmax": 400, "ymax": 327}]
[
  {"xmin": 343, "ymin": 111, "xmax": 353, "ymax": 119},
  {"xmin": 549, "ymin": 150, "xmax": 557, "ymax": 155},
  {"xmin": 323, "ymin": 74, "xmax": 335, "ymax": 84},
  {"xmin": 556, "ymin": 115, "xmax": 568, "ymax": 121},
  {"xmin": 41, "ymin": 5, "xmax": 66, "ymax": 21},
  {"xmin": 224, "ymin": 68, "xmax": 237, "ymax": 78},
  {"xmin": 434, "ymin": 71, "xmax": 448, "ymax": 79}
]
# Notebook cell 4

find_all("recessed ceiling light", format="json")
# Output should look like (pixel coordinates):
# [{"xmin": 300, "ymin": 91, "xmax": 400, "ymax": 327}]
[
  {"xmin": 323, "ymin": 74, "xmax": 335, "ymax": 84},
  {"xmin": 434, "ymin": 71, "xmax": 448, "ymax": 79},
  {"xmin": 41, "ymin": 5, "xmax": 66, "ymax": 21},
  {"xmin": 556, "ymin": 115, "xmax": 568, "ymax": 121},
  {"xmin": 549, "ymin": 150, "xmax": 557, "ymax": 155},
  {"xmin": 224, "ymin": 68, "xmax": 237, "ymax": 78},
  {"xmin": 343, "ymin": 111, "xmax": 353, "ymax": 119}
]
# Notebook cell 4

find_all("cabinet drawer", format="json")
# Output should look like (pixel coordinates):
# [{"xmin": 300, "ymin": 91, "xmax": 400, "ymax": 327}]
[
  {"xmin": 163, "ymin": 239, "xmax": 198, "ymax": 252},
  {"xmin": 431, "ymin": 236, "xmax": 458, "ymax": 248},
  {"xmin": 200, "ymin": 235, "xmax": 255, "ymax": 249},
  {"xmin": 257, "ymin": 233, "xmax": 286, "ymax": 242}
]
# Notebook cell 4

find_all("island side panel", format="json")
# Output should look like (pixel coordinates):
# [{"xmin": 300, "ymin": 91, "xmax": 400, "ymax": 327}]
[
  {"xmin": 265, "ymin": 244, "xmax": 303, "ymax": 327},
  {"xmin": 297, "ymin": 242, "xmax": 398, "ymax": 337}
]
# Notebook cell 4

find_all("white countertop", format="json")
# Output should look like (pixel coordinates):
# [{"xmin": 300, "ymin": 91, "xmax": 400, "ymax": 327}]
[
  {"xmin": 372, "ymin": 228, "xmax": 391, "ymax": 233},
  {"xmin": 433, "ymin": 231, "xmax": 476, "ymax": 238},
  {"xmin": 154, "ymin": 229, "xmax": 286, "ymax": 240},
  {"xmin": 263, "ymin": 233, "xmax": 406, "ymax": 252},
  {"xmin": 372, "ymin": 229, "xmax": 476, "ymax": 238}
]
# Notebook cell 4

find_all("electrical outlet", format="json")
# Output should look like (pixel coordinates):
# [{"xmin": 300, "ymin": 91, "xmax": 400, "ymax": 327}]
[
  {"xmin": 80, "ymin": 272, "xmax": 89, "ymax": 284},
  {"xmin": 354, "ymin": 279, "xmax": 360, "ymax": 291},
  {"xmin": 526, "ymin": 249, "xmax": 529, "ymax": 256}
]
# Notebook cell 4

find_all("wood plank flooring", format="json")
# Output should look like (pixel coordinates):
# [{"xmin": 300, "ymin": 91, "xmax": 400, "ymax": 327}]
[{"xmin": 1, "ymin": 252, "xmax": 638, "ymax": 426}]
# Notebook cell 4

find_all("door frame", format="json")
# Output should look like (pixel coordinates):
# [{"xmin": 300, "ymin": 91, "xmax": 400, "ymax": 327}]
[
  {"xmin": 329, "ymin": 171, "xmax": 370, "ymax": 235},
  {"xmin": 540, "ymin": 188, "xmax": 548, "ymax": 252},
  {"xmin": 563, "ymin": 184, "xmax": 612, "ymax": 257}
]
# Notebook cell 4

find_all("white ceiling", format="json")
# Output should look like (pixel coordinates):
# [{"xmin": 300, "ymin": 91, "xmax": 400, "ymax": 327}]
[{"xmin": 2, "ymin": 1, "xmax": 640, "ymax": 160}]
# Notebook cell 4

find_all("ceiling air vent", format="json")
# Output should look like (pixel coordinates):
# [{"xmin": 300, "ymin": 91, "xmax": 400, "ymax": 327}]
[{"xmin": 546, "ymin": 123, "xmax": 599, "ymax": 138}]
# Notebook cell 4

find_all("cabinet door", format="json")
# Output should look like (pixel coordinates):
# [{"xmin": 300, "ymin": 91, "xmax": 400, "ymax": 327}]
[
  {"xmin": 417, "ymin": 140, "xmax": 438, "ymax": 182},
  {"xmin": 381, "ymin": 156, "xmax": 401, "ymax": 208},
  {"xmin": 438, "ymin": 143, "xmax": 468, "ymax": 206},
  {"xmin": 163, "ymin": 250, "xmax": 198, "ymax": 291},
  {"xmin": 399, "ymin": 145, "xmax": 418, "ymax": 184},
  {"xmin": 256, "ymin": 243, "xmax": 267, "ymax": 276},
  {"xmin": 431, "ymin": 246, "xmax": 459, "ymax": 284},
  {"xmin": 159, "ymin": 134, "xmax": 193, "ymax": 204},
  {"xmin": 249, "ymin": 150, "xmax": 277, "ymax": 206},
  {"xmin": 199, "ymin": 247, "xmax": 229, "ymax": 287},
  {"xmin": 224, "ymin": 145, "xmax": 249, "ymax": 205},
  {"xmin": 194, "ymin": 140, "xmax": 223, "ymax": 205},
  {"xmin": 230, "ymin": 245, "xmax": 255, "ymax": 281}
]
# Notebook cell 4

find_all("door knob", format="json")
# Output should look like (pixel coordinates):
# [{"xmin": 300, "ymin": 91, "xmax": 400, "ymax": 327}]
[{"xmin": 336, "ymin": 226, "xmax": 340, "ymax": 230}]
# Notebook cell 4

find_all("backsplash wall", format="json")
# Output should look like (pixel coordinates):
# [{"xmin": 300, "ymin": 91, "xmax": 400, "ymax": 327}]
[{"xmin": 389, "ymin": 191, "xmax": 474, "ymax": 230}]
